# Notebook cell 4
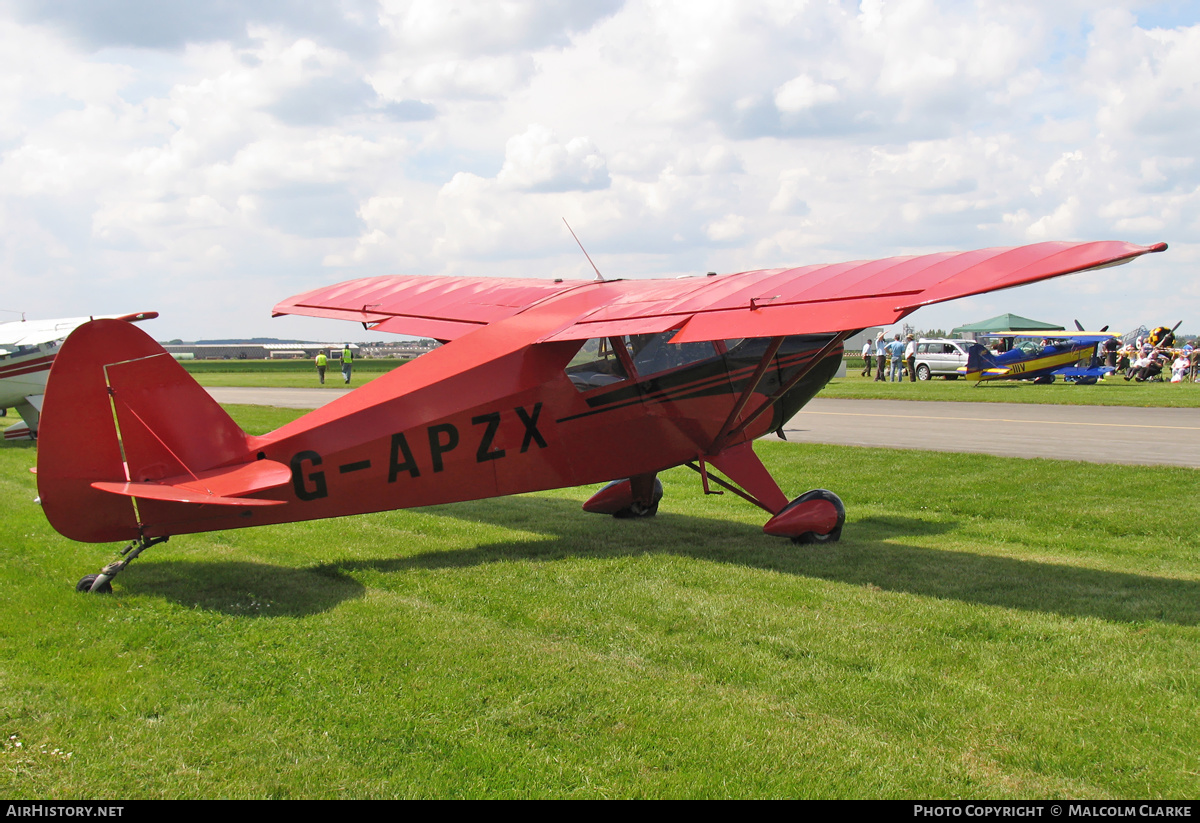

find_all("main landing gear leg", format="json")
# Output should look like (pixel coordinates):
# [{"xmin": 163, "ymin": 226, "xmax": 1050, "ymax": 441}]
[
  {"xmin": 689, "ymin": 442, "xmax": 846, "ymax": 545},
  {"xmin": 76, "ymin": 535, "xmax": 169, "ymax": 594}
]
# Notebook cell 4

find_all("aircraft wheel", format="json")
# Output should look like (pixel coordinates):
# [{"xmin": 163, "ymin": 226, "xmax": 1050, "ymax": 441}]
[
  {"xmin": 586, "ymin": 476, "xmax": 664, "ymax": 518},
  {"xmin": 763, "ymin": 489, "xmax": 845, "ymax": 544},
  {"xmin": 1033, "ymin": 375, "xmax": 1055, "ymax": 384},
  {"xmin": 613, "ymin": 499, "xmax": 659, "ymax": 518},
  {"xmin": 916, "ymin": 365, "xmax": 931, "ymax": 381},
  {"xmin": 75, "ymin": 574, "xmax": 112, "ymax": 594}
]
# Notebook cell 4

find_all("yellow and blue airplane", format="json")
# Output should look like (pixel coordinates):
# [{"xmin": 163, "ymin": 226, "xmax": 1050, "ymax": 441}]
[{"xmin": 960, "ymin": 331, "xmax": 1120, "ymax": 385}]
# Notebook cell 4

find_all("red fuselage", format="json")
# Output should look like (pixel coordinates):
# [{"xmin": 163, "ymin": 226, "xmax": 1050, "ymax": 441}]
[{"xmin": 37, "ymin": 289, "xmax": 843, "ymax": 543}]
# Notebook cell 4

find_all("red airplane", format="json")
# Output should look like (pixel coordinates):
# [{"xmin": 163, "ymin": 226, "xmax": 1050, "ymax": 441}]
[{"xmin": 35, "ymin": 240, "xmax": 1165, "ymax": 592}]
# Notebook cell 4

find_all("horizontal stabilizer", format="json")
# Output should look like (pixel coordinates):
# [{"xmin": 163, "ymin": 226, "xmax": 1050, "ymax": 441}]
[
  {"xmin": 1053, "ymin": 367, "xmax": 1115, "ymax": 378},
  {"xmin": 91, "ymin": 459, "xmax": 291, "ymax": 506}
]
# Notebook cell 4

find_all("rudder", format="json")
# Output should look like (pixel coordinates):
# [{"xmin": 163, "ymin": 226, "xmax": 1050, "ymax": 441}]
[
  {"xmin": 37, "ymin": 319, "xmax": 254, "ymax": 542},
  {"xmin": 964, "ymin": 343, "xmax": 999, "ymax": 379}
]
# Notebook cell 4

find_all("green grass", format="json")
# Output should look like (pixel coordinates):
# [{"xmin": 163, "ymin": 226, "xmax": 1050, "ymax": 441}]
[
  {"xmin": 2, "ymin": 406, "xmax": 1198, "ymax": 798},
  {"xmin": 183, "ymin": 359, "xmax": 408, "ymax": 389},
  {"xmin": 826, "ymin": 363, "xmax": 1200, "ymax": 407}
]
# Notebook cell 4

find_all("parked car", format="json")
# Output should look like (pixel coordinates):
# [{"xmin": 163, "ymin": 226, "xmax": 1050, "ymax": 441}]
[{"xmin": 913, "ymin": 339, "xmax": 972, "ymax": 380}]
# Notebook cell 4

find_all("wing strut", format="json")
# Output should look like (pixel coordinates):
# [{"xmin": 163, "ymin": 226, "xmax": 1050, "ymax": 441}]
[
  {"xmin": 711, "ymin": 336, "xmax": 785, "ymax": 453},
  {"xmin": 686, "ymin": 460, "xmax": 777, "ymax": 513},
  {"xmin": 684, "ymin": 460, "xmax": 775, "ymax": 514},
  {"xmin": 709, "ymin": 331, "xmax": 851, "ymax": 454}
]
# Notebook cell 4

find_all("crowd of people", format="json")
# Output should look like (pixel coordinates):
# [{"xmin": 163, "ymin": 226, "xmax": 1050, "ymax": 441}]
[
  {"xmin": 1106, "ymin": 328, "xmax": 1199, "ymax": 383},
  {"xmin": 859, "ymin": 332, "xmax": 919, "ymax": 382},
  {"xmin": 855, "ymin": 325, "xmax": 1198, "ymax": 384}
]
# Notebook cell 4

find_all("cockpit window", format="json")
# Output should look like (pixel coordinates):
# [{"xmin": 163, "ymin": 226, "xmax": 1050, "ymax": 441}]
[
  {"xmin": 625, "ymin": 332, "xmax": 717, "ymax": 377},
  {"xmin": 566, "ymin": 334, "xmax": 720, "ymax": 392},
  {"xmin": 566, "ymin": 338, "xmax": 630, "ymax": 391},
  {"xmin": 0, "ymin": 343, "xmax": 39, "ymax": 359}
]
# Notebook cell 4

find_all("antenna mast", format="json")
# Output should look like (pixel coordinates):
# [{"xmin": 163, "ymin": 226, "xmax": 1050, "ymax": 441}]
[{"xmin": 562, "ymin": 218, "xmax": 605, "ymax": 282}]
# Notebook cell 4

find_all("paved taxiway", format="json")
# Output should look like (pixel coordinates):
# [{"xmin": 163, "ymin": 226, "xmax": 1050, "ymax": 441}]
[{"xmin": 207, "ymin": 388, "xmax": 1200, "ymax": 469}]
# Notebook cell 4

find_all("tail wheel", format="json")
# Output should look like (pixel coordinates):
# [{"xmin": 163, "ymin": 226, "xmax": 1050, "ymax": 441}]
[{"xmin": 75, "ymin": 574, "xmax": 113, "ymax": 594}]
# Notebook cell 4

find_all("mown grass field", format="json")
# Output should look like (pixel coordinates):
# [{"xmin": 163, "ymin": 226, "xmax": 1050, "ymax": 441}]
[
  {"xmin": 182, "ymin": 358, "xmax": 408, "ymax": 389},
  {"xmin": 826, "ymin": 362, "xmax": 1200, "ymax": 407},
  {"xmin": 2, "ymin": 405, "xmax": 1198, "ymax": 798}
]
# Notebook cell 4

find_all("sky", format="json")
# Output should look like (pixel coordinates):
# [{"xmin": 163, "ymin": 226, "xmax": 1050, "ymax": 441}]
[{"xmin": 0, "ymin": 0, "xmax": 1197, "ymax": 343}]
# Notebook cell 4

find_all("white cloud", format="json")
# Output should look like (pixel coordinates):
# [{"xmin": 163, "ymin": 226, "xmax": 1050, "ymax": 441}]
[
  {"xmin": 774, "ymin": 75, "xmax": 840, "ymax": 112},
  {"xmin": 372, "ymin": 53, "xmax": 537, "ymax": 101},
  {"xmin": 706, "ymin": 214, "xmax": 746, "ymax": 242},
  {"xmin": 0, "ymin": 2, "xmax": 1196, "ymax": 339},
  {"xmin": 496, "ymin": 124, "xmax": 609, "ymax": 192}
]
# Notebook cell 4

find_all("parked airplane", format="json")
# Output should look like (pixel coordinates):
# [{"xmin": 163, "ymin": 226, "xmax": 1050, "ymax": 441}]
[
  {"xmin": 32, "ymin": 241, "xmax": 1166, "ymax": 592},
  {"xmin": 1, "ymin": 312, "xmax": 158, "ymax": 440},
  {"xmin": 961, "ymin": 331, "xmax": 1122, "ymax": 384}
]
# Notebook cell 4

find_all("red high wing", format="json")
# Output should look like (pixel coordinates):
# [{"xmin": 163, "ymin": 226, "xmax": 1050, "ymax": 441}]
[
  {"xmin": 273, "ymin": 241, "xmax": 1166, "ymax": 343},
  {"xmin": 273, "ymin": 275, "xmax": 591, "ymax": 341}
]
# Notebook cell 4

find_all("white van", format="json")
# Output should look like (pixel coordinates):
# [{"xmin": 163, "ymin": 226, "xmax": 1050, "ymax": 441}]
[{"xmin": 913, "ymin": 339, "xmax": 972, "ymax": 380}]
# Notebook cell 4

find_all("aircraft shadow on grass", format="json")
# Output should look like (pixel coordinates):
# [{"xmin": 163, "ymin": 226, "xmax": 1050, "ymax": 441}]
[{"xmin": 124, "ymin": 495, "xmax": 1200, "ymax": 627}]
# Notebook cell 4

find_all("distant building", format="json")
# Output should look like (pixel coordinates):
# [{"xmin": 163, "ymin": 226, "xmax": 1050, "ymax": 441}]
[
  {"xmin": 843, "ymin": 328, "xmax": 884, "ymax": 353},
  {"xmin": 161, "ymin": 340, "xmax": 440, "ymax": 360}
]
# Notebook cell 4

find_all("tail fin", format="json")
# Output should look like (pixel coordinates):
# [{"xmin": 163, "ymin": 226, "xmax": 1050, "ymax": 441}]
[
  {"xmin": 964, "ymin": 343, "xmax": 999, "ymax": 380},
  {"xmin": 37, "ymin": 319, "xmax": 284, "ymax": 543}
]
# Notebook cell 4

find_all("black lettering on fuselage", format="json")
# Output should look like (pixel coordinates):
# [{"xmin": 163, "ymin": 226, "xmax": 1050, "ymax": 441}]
[
  {"xmin": 388, "ymin": 432, "xmax": 420, "ymax": 481},
  {"xmin": 515, "ymin": 403, "xmax": 547, "ymax": 453},
  {"xmin": 427, "ymin": 423, "xmax": 459, "ymax": 473},
  {"xmin": 384, "ymin": 406, "xmax": 549, "ymax": 482},
  {"xmin": 472, "ymin": 412, "xmax": 505, "ymax": 462},
  {"xmin": 290, "ymin": 450, "xmax": 328, "ymax": 501}
]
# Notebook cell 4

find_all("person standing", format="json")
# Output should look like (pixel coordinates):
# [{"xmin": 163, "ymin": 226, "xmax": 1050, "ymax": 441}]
[
  {"xmin": 315, "ymin": 351, "xmax": 327, "ymax": 385},
  {"xmin": 874, "ymin": 332, "xmax": 887, "ymax": 381},
  {"xmin": 341, "ymin": 344, "xmax": 353, "ymax": 385},
  {"xmin": 861, "ymin": 337, "xmax": 873, "ymax": 376},
  {"xmin": 888, "ymin": 334, "xmax": 905, "ymax": 381},
  {"xmin": 1103, "ymin": 336, "xmax": 1119, "ymax": 369},
  {"xmin": 904, "ymin": 334, "xmax": 917, "ymax": 382}
]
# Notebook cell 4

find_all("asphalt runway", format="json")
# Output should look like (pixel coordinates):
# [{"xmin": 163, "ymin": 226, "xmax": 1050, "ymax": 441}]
[
  {"xmin": 207, "ymin": 387, "xmax": 1200, "ymax": 469},
  {"xmin": 782, "ymin": 398, "xmax": 1200, "ymax": 469}
]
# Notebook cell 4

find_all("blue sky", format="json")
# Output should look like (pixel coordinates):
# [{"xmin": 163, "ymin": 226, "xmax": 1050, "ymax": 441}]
[{"xmin": 0, "ymin": 0, "xmax": 1196, "ymax": 342}]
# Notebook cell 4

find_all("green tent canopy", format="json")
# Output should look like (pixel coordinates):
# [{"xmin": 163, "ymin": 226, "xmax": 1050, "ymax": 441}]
[{"xmin": 950, "ymin": 313, "xmax": 1065, "ymax": 337}]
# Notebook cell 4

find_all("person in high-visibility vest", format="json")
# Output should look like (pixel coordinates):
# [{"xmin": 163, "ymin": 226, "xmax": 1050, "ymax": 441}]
[
  {"xmin": 315, "ymin": 351, "xmax": 327, "ymax": 385},
  {"xmin": 341, "ymin": 344, "xmax": 353, "ymax": 385}
]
